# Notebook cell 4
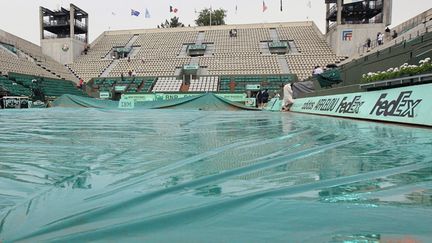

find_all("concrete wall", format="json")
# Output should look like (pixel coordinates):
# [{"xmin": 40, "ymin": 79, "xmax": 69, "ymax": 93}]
[
  {"xmin": 326, "ymin": 23, "xmax": 385, "ymax": 57},
  {"xmin": 41, "ymin": 38, "xmax": 86, "ymax": 64}
]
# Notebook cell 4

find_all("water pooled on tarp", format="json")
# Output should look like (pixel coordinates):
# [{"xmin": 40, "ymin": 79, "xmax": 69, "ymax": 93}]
[{"xmin": 0, "ymin": 108, "xmax": 431, "ymax": 242}]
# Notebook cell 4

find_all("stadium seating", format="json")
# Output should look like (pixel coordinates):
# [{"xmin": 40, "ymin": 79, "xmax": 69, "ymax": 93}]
[
  {"xmin": 218, "ymin": 76, "xmax": 232, "ymax": 92},
  {"xmin": 0, "ymin": 30, "xmax": 77, "ymax": 82},
  {"xmin": 152, "ymin": 77, "xmax": 182, "ymax": 92},
  {"xmin": 91, "ymin": 76, "xmax": 157, "ymax": 94},
  {"xmin": 140, "ymin": 77, "xmax": 157, "ymax": 92},
  {"xmin": 277, "ymin": 25, "xmax": 344, "ymax": 80},
  {"xmin": 0, "ymin": 76, "xmax": 32, "ymax": 96},
  {"xmin": 189, "ymin": 76, "xmax": 219, "ymax": 92},
  {"xmin": 0, "ymin": 48, "xmax": 55, "ymax": 78},
  {"xmin": 111, "ymin": 58, "xmax": 191, "ymax": 77},
  {"xmin": 67, "ymin": 60, "xmax": 113, "ymax": 82},
  {"xmin": 1, "ymin": 21, "xmax": 344, "ymax": 96},
  {"xmin": 66, "ymin": 34, "xmax": 134, "ymax": 81},
  {"xmin": 88, "ymin": 74, "xmax": 294, "ymax": 94},
  {"xmin": 7, "ymin": 73, "xmax": 86, "ymax": 98},
  {"xmin": 68, "ymin": 22, "xmax": 343, "ymax": 82},
  {"xmin": 216, "ymin": 75, "xmax": 295, "ymax": 93}
]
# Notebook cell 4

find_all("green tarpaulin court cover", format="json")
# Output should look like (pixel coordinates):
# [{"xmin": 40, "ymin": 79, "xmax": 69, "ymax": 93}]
[
  {"xmin": 52, "ymin": 93, "xmax": 259, "ymax": 111},
  {"xmin": 0, "ymin": 107, "xmax": 431, "ymax": 242}
]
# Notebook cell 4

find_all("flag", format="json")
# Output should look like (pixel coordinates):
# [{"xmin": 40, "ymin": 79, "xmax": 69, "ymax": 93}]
[
  {"xmin": 307, "ymin": 0, "xmax": 312, "ymax": 8},
  {"xmin": 262, "ymin": 1, "xmax": 268, "ymax": 12},
  {"xmin": 235, "ymin": 5, "xmax": 238, "ymax": 14},
  {"xmin": 145, "ymin": 8, "xmax": 151, "ymax": 18},
  {"xmin": 131, "ymin": 9, "xmax": 140, "ymax": 16},
  {"xmin": 280, "ymin": 0, "xmax": 283, "ymax": 11},
  {"xmin": 170, "ymin": 6, "xmax": 178, "ymax": 13}
]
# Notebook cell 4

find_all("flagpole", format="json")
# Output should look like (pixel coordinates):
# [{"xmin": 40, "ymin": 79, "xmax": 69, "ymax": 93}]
[{"xmin": 209, "ymin": 6, "xmax": 212, "ymax": 27}]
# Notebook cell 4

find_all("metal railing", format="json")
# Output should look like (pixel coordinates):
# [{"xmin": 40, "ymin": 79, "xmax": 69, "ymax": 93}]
[
  {"xmin": 43, "ymin": 19, "xmax": 87, "ymax": 30},
  {"xmin": 43, "ymin": 20, "xmax": 69, "ymax": 27},
  {"xmin": 43, "ymin": 33, "xmax": 59, "ymax": 39},
  {"xmin": 74, "ymin": 20, "xmax": 87, "ymax": 30},
  {"xmin": 359, "ymin": 73, "xmax": 432, "ymax": 90},
  {"xmin": 357, "ymin": 22, "xmax": 432, "ymax": 56},
  {"xmin": 74, "ymin": 35, "xmax": 86, "ymax": 42},
  {"xmin": 326, "ymin": 4, "xmax": 337, "ymax": 18}
]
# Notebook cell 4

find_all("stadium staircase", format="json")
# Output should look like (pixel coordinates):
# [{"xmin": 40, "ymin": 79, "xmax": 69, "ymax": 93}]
[
  {"xmin": 32, "ymin": 58, "xmax": 63, "ymax": 79},
  {"xmin": 259, "ymin": 42, "xmax": 271, "ymax": 55},
  {"xmin": 65, "ymin": 65, "xmax": 81, "ymax": 80},
  {"xmin": 100, "ymin": 59, "xmax": 119, "ymax": 77},
  {"xmin": 14, "ymin": 50, "xmax": 64, "ymax": 80},
  {"xmin": 178, "ymin": 45, "xmax": 188, "ymax": 57},
  {"xmin": 268, "ymin": 28, "xmax": 291, "ymax": 74},
  {"xmin": 125, "ymin": 35, "xmax": 139, "ymax": 49},
  {"xmin": 190, "ymin": 57, "xmax": 200, "ymax": 66},
  {"xmin": 128, "ymin": 47, "xmax": 140, "ymax": 58},
  {"xmin": 269, "ymin": 29, "xmax": 280, "ymax": 42},
  {"xmin": 195, "ymin": 32, "xmax": 205, "ymax": 45},
  {"xmin": 102, "ymin": 51, "xmax": 114, "ymax": 60},
  {"xmin": 277, "ymin": 56, "xmax": 291, "ymax": 74},
  {"xmin": 6, "ymin": 42, "xmax": 77, "ymax": 82},
  {"xmin": 288, "ymin": 41, "xmax": 300, "ymax": 54},
  {"xmin": 100, "ymin": 35, "xmax": 140, "ymax": 77},
  {"xmin": 0, "ymin": 44, "xmax": 17, "ymax": 56},
  {"xmin": 65, "ymin": 22, "xmax": 342, "ymax": 82}
]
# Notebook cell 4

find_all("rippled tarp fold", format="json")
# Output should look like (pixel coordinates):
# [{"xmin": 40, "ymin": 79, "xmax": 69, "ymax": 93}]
[
  {"xmin": 51, "ymin": 94, "xmax": 119, "ymax": 108},
  {"xmin": 0, "ymin": 109, "xmax": 431, "ymax": 242},
  {"xmin": 52, "ymin": 93, "xmax": 259, "ymax": 111}
]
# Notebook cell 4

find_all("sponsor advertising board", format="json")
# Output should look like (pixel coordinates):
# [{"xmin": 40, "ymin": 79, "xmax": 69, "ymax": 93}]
[
  {"xmin": 118, "ymin": 98, "xmax": 134, "ymax": 109},
  {"xmin": 121, "ymin": 93, "xmax": 247, "ymax": 104},
  {"xmin": 291, "ymin": 84, "xmax": 431, "ymax": 126},
  {"xmin": 99, "ymin": 91, "xmax": 110, "ymax": 99}
]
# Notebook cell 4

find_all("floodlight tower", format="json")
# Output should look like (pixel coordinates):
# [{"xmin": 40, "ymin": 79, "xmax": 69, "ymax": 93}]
[
  {"xmin": 325, "ymin": 0, "xmax": 392, "ymax": 57},
  {"xmin": 40, "ymin": 4, "xmax": 88, "ymax": 64}
]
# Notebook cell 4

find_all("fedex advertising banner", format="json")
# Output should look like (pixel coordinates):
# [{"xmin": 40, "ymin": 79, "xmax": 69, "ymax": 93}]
[{"xmin": 291, "ymin": 84, "xmax": 432, "ymax": 126}]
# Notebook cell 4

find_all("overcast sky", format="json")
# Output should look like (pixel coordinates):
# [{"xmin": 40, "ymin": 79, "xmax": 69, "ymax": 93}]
[{"xmin": 1, "ymin": 0, "xmax": 431, "ymax": 45}]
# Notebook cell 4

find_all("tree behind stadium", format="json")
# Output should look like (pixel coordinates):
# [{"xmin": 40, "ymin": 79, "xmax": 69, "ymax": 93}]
[
  {"xmin": 195, "ymin": 8, "xmax": 227, "ymax": 26},
  {"xmin": 160, "ymin": 16, "xmax": 184, "ymax": 28}
]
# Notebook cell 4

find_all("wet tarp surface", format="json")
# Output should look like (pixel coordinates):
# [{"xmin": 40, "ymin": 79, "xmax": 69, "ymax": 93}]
[
  {"xmin": 52, "ymin": 93, "xmax": 259, "ymax": 111},
  {"xmin": 51, "ymin": 94, "xmax": 119, "ymax": 109},
  {"xmin": 0, "ymin": 109, "xmax": 431, "ymax": 242}
]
